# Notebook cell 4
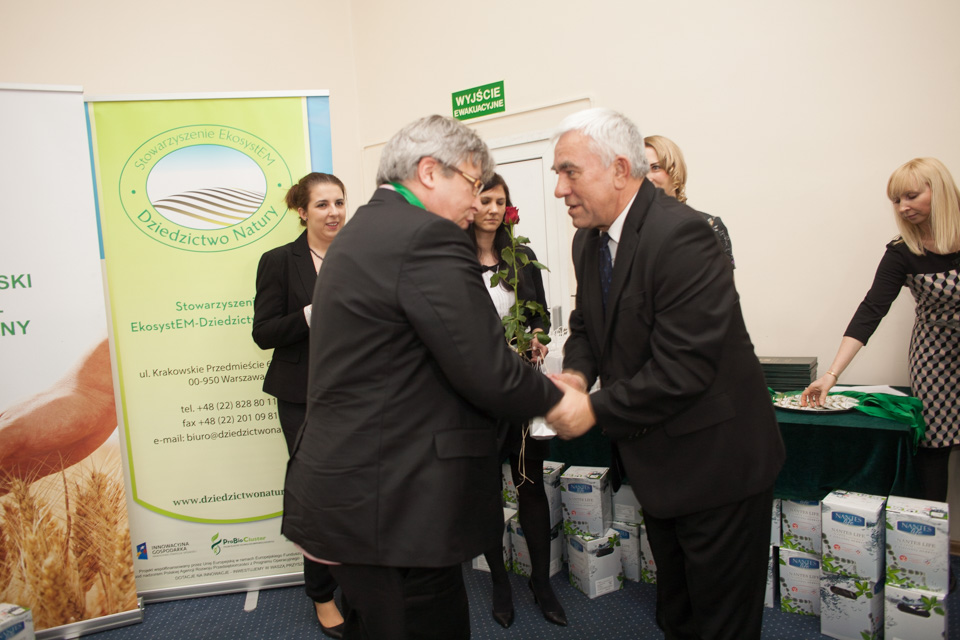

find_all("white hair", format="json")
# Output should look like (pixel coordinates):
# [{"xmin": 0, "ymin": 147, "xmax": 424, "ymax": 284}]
[
  {"xmin": 552, "ymin": 108, "xmax": 649, "ymax": 178},
  {"xmin": 376, "ymin": 114, "xmax": 494, "ymax": 185}
]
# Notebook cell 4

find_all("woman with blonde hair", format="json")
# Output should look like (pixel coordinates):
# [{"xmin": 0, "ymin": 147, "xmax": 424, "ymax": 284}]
[
  {"xmin": 801, "ymin": 157, "xmax": 960, "ymax": 504},
  {"xmin": 644, "ymin": 134, "xmax": 735, "ymax": 266}
]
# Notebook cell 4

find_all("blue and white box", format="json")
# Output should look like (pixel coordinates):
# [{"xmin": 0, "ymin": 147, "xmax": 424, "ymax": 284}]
[
  {"xmin": 611, "ymin": 521, "xmax": 640, "ymax": 582},
  {"xmin": 567, "ymin": 529, "xmax": 623, "ymax": 599},
  {"xmin": 820, "ymin": 490, "xmax": 886, "ymax": 581},
  {"xmin": 560, "ymin": 466, "xmax": 611, "ymax": 537},
  {"xmin": 638, "ymin": 521, "xmax": 657, "ymax": 584},
  {"xmin": 885, "ymin": 584, "xmax": 948, "ymax": 640},
  {"xmin": 779, "ymin": 548, "xmax": 821, "ymax": 616},
  {"xmin": 508, "ymin": 516, "xmax": 563, "ymax": 578},
  {"xmin": 0, "ymin": 604, "xmax": 33, "ymax": 640},
  {"xmin": 819, "ymin": 572, "xmax": 884, "ymax": 640},
  {"xmin": 782, "ymin": 499, "xmax": 822, "ymax": 555},
  {"xmin": 612, "ymin": 483, "xmax": 643, "ymax": 525},
  {"xmin": 501, "ymin": 463, "xmax": 517, "ymax": 506},
  {"xmin": 885, "ymin": 496, "xmax": 950, "ymax": 592},
  {"xmin": 771, "ymin": 499, "xmax": 782, "ymax": 547},
  {"xmin": 542, "ymin": 460, "xmax": 565, "ymax": 529}
]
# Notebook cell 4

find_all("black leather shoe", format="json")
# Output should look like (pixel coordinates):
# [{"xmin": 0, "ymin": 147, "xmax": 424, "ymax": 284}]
[
  {"xmin": 320, "ymin": 622, "xmax": 344, "ymax": 639},
  {"xmin": 529, "ymin": 579, "xmax": 567, "ymax": 626},
  {"xmin": 491, "ymin": 606, "xmax": 515, "ymax": 628},
  {"xmin": 491, "ymin": 580, "xmax": 515, "ymax": 628}
]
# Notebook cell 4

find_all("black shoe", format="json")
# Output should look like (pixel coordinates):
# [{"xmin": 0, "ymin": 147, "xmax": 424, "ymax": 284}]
[
  {"xmin": 491, "ymin": 580, "xmax": 514, "ymax": 628},
  {"xmin": 529, "ymin": 579, "xmax": 567, "ymax": 626},
  {"xmin": 320, "ymin": 622, "xmax": 344, "ymax": 639}
]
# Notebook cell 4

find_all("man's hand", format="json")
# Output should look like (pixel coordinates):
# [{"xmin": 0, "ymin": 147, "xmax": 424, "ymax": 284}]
[{"xmin": 546, "ymin": 375, "xmax": 595, "ymax": 440}]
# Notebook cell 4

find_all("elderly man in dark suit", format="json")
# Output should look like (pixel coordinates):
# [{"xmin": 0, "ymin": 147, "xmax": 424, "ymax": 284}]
[
  {"xmin": 282, "ymin": 115, "xmax": 578, "ymax": 640},
  {"xmin": 548, "ymin": 108, "xmax": 785, "ymax": 640}
]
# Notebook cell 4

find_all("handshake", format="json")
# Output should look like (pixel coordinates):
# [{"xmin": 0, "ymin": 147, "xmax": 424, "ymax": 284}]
[{"xmin": 541, "ymin": 371, "xmax": 595, "ymax": 440}]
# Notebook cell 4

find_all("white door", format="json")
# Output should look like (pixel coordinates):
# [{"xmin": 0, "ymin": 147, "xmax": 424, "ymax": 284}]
[{"xmin": 492, "ymin": 138, "xmax": 573, "ymax": 330}]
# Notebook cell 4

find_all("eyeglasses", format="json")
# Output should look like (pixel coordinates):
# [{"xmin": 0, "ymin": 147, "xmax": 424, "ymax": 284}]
[{"xmin": 450, "ymin": 166, "xmax": 484, "ymax": 197}]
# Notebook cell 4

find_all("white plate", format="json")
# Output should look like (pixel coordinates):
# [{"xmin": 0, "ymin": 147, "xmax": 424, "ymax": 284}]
[{"xmin": 772, "ymin": 394, "xmax": 859, "ymax": 413}]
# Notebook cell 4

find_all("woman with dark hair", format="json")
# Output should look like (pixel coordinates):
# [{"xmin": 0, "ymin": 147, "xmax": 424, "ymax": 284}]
[
  {"xmin": 252, "ymin": 172, "xmax": 346, "ymax": 638},
  {"xmin": 466, "ymin": 174, "xmax": 567, "ymax": 628}
]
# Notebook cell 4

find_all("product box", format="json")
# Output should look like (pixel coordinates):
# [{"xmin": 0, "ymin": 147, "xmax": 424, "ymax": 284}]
[
  {"xmin": 612, "ymin": 483, "xmax": 643, "ymax": 525},
  {"xmin": 885, "ymin": 584, "xmax": 948, "ymax": 640},
  {"xmin": 638, "ymin": 521, "xmax": 657, "ymax": 584},
  {"xmin": 885, "ymin": 496, "xmax": 950, "ymax": 592},
  {"xmin": 508, "ymin": 517, "xmax": 563, "ymax": 578},
  {"xmin": 0, "ymin": 604, "xmax": 34, "ymax": 640},
  {"xmin": 611, "ymin": 521, "xmax": 640, "ymax": 582},
  {"xmin": 765, "ymin": 546, "xmax": 778, "ymax": 609},
  {"xmin": 779, "ymin": 548, "xmax": 821, "ymax": 616},
  {"xmin": 560, "ymin": 466, "xmax": 611, "ymax": 537},
  {"xmin": 542, "ymin": 460, "xmax": 565, "ymax": 529},
  {"xmin": 471, "ymin": 506, "xmax": 517, "ymax": 572},
  {"xmin": 821, "ymin": 490, "xmax": 886, "ymax": 581},
  {"xmin": 819, "ymin": 572, "xmax": 884, "ymax": 640},
  {"xmin": 781, "ymin": 499, "xmax": 822, "ymax": 555},
  {"xmin": 771, "ymin": 499, "xmax": 782, "ymax": 547},
  {"xmin": 567, "ymin": 529, "xmax": 623, "ymax": 599},
  {"xmin": 501, "ymin": 463, "xmax": 517, "ymax": 506}
]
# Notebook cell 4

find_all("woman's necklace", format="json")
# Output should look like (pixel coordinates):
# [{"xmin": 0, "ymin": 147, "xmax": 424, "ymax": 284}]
[{"xmin": 309, "ymin": 247, "xmax": 324, "ymax": 261}]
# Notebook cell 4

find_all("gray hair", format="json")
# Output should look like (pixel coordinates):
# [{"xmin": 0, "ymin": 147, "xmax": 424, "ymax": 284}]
[
  {"xmin": 552, "ymin": 108, "xmax": 649, "ymax": 178},
  {"xmin": 376, "ymin": 114, "xmax": 495, "ymax": 185}
]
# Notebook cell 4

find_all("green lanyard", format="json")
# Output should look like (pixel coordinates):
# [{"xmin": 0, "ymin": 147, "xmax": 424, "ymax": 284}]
[{"xmin": 390, "ymin": 182, "xmax": 425, "ymax": 210}]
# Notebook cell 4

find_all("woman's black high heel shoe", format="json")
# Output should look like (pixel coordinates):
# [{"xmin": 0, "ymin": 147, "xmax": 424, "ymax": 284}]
[
  {"xmin": 529, "ymin": 579, "xmax": 567, "ymax": 626},
  {"xmin": 491, "ymin": 580, "xmax": 514, "ymax": 628}
]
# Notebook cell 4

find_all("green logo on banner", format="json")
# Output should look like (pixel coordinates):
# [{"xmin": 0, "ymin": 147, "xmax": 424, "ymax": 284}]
[
  {"xmin": 118, "ymin": 125, "xmax": 292, "ymax": 252},
  {"xmin": 452, "ymin": 81, "xmax": 505, "ymax": 121}
]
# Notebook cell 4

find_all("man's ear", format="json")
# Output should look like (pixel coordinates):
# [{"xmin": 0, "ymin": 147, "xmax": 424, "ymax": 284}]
[
  {"xmin": 612, "ymin": 156, "xmax": 631, "ymax": 188},
  {"xmin": 416, "ymin": 156, "xmax": 441, "ymax": 190}
]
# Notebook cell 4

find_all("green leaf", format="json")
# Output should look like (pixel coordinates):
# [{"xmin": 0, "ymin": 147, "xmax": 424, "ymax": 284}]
[
  {"xmin": 530, "ymin": 260, "xmax": 550, "ymax": 271},
  {"xmin": 515, "ymin": 235, "xmax": 531, "ymax": 244}
]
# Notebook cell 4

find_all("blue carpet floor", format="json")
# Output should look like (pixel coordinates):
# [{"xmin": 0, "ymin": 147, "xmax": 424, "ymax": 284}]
[{"xmin": 83, "ymin": 555, "xmax": 960, "ymax": 639}]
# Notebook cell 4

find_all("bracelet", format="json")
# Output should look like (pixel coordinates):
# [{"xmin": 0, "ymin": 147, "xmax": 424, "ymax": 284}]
[{"xmin": 825, "ymin": 370, "xmax": 839, "ymax": 379}]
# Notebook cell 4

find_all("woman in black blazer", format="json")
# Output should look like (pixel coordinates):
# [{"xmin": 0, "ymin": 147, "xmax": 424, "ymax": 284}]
[
  {"xmin": 467, "ymin": 174, "xmax": 567, "ymax": 629},
  {"xmin": 252, "ymin": 172, "xmax": 346, "ymax": 639}
]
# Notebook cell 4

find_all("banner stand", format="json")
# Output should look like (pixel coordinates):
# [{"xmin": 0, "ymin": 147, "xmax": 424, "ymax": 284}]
[
  {"xmin": 140, "ymin": 572, "xmax": 303, "ymax": 604},
  {"xmin": 35, "ymin": 598, "xmax": 144, "ymax": 640}
]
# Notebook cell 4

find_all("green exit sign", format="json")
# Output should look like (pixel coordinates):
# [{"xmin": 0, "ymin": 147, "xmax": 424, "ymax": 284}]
[{"xmin": 452, "ymin": 81, "xmax": 505, "ymax": 120}]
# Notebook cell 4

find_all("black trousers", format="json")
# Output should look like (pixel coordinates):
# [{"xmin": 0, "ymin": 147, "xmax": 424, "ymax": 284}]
[
  {"xmin": 643, "ymin": 486, "xmax": 774, "ymax": 640},
  {"xmin": 277, "ymin": 398, "xmax": 338, "ymax": 604},
  {"xmin": 329, "ymin": 564, "xmax": 469, "ymax": 640}
]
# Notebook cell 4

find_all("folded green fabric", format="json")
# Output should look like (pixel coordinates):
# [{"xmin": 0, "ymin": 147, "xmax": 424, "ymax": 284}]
[{"xmin": 832, "ymin": 391, "xmax": 926, "ymax": 449}]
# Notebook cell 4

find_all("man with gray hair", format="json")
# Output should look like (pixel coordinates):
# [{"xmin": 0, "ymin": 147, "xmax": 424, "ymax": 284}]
[
  {"xmin": 283, "ymin": 114, "xmax": 579, "ymax": 639},
  {"xmin": 548, "ymin": 108, "xmax": 784, "ymax": 639}
]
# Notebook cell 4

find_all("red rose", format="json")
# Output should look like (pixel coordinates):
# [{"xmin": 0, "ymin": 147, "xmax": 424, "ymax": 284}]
[{"xmin": 504, "ymin": 206, "xmax": 520, "ymax": 225}]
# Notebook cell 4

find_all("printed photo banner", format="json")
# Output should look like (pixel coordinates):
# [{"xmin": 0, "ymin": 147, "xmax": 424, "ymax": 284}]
[
  {"xmin": 0, "ymin": 85, "xmax": 141, "ymax": 635},
  {"xmin": 86, "ymin": 92, "xmax": 331, "ymax": 596}
]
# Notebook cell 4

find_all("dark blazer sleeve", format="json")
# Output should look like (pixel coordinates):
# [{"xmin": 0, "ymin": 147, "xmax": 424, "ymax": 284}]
[
  {"xmin": 252, "ymin": 238, "xmax": 311, "ymax": 350},
  {"xmin": 399, "ymin": 220, "xmax": 562, "ymax": 420},
  {"xmin": 562, "ymin": 230, "xmax": 600, "ymax": 386},
  {"xmin": 516, "ymin": 246, "xmax": 549, "ymax": 333}
]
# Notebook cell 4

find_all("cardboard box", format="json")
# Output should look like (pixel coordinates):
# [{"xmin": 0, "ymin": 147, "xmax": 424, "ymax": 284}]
[
  {"xmin": 884, "ymin": 584, "xmax": 948, "ymax": 640},
  {"xmin": 612, "ymin": 483, "xmax": 643, "ymax": 525},
  {"xmin": 779, "ymin": 548, "xmax": 821, "ymax": 616},
  {"xmin": 781, "ymin": 499, "xmax": 822, "ymax": 555},
  {"xmin": 567, "ymin": 529, "xmax": 624, "ymax": 599},
  {"xmin": 508, "ymin": 517, "xmax": 563, "ymax": 578},
  {"xmin": 771, "ymin": 499, "xmax": 782, "ymax": 547},
  {"xmin": 821, "ymin": 490, "xmax": 886, "ymax": 581},
  {"xmin": 471, "ymin": 506, "xmax": 516, "ymax": 573},
  {"xmin": 885, "ymin": 496, "xmax": 950, "ymax": 592},
  {"xmin": 765, "ymin": 546, "xmax": 778, "ymax": 609},
  {"xmin": 560, "ymin": 466, "xmax": 611, "ymax": 537},
  {"xmin": 542, "ymin": 460, "xmax": 565, "ymax": 529},
  {"xmin": 611, "ymin": 521, "xmax": 640, "ymax": 582},
  {"xmin": 0, "ymin": 604, "xmax": 33, "ymax": 640},
  {"xmin": 638, "ymin": 521, "xmax": 657, "ymax": 584},
  {"xmin": 501, "ymin": 462, "xmax": 517, "ymax": 505},
  {"xmin": 819, "ymin": 572, "xmax": 883, "ymax": 640}
]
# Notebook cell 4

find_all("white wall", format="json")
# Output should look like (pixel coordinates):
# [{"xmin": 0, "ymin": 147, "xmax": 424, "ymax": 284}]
[{"xmin": 3, "ymin": 0, "xmax": 958, "ymax": 536}]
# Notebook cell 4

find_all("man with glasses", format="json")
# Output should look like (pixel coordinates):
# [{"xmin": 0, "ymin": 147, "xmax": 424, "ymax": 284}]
[{"xmin": 282, "ymin": 114, "xmax": 580, "ymax": 639}]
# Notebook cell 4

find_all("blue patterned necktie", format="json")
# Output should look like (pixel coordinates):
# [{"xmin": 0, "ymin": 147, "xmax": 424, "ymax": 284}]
[{"xmin": 598, "ymin": 232, "xmax": 613, "ymax": 315}]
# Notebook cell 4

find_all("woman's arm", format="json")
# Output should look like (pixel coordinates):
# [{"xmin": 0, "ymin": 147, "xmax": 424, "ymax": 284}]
[
  {"xmin": 251, "ymin": 248, "xmax": 311, "ymax": 350},
  {"xmin": 799, "ymin": 336, "xmax": 864, "ymax": 406}
]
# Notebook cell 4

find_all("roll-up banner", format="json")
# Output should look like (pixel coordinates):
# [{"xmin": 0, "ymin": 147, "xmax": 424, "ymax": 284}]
[
  {"xmin": 85, "ymin": 92, "xmax": 331, "ymax": 600},
  {"xmin": 0, "ymin": 85, "xmax": 142, "ymax": 636}
]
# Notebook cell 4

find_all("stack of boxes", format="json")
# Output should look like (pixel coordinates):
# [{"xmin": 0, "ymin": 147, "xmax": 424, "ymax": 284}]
[
  {"xmin": 780, "ymin": 499, "xmax": 823, "ymax": 616},
  {"xmin": 766, "ymin": 499, "xmax": 781, "ymax": 609},
  {"xmin": 0, "ymin": 604, "xmax": 33, "ymax": 640},
  {"xmin": 884, "ymin": 497, "xmax": 950, "ymax": 639},
  {"xmin": 560, "ymin": 466, "xmax": 623, "ymax": 598},
  {"xmin": 819, "ymin": 491, "xmax": 886, "ymax": 640},
  {"xmin": 610, "ymin": 483, "xmax": 646, "ymax": 584}
]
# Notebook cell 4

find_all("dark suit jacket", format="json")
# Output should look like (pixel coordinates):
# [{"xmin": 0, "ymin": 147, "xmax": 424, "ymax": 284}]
[
  {"xmin": 563, "ymin": 180, "xmax": 784, "ymax": 519},
  {"xmin": 252, "ymin": 231, "xmax": 316, "ymax": 403},
  {"xmin": 282, "ymin": 188, "xmax": 563, "ymax": 568}
]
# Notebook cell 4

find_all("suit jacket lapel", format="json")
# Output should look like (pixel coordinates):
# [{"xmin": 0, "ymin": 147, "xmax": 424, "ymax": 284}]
[
  {"xmin": 602, "ymin": 182, "xmax": 654, "ymax": 340},
  {"xmin": 291, "ymin": 231, "xmax": 316, "ymax": 303}
]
